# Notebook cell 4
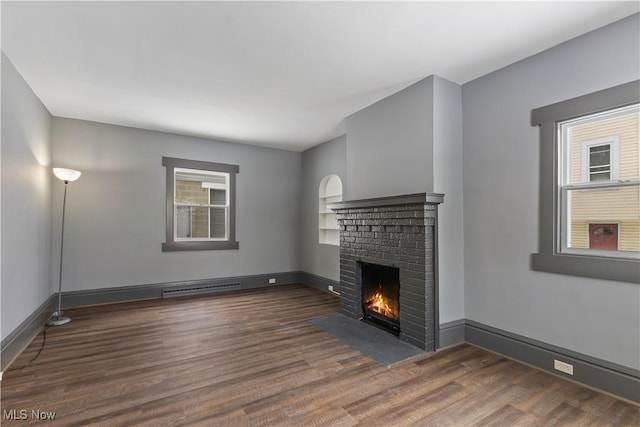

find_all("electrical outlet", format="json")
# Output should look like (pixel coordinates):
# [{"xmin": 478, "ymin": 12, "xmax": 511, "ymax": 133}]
[
  {"xmin": 269, "ymin": 278, "xmax": 276, "ymax": 284},
  {"xmin": 0, "ymin": 371, "xmax": 3, "ymax": 381},
  {"xmin": 554, "ymin": 359, "xmax": 574, "ymax": 375},
  {"xmin": 328, "ymin": 285, "xmax": 334, "ymax": 292}
]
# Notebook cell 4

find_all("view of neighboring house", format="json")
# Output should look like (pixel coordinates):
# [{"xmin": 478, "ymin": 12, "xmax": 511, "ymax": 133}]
[
  {"xmin": 565, "ymin": 107, "xmax": 639, "ymax": 252},
  {"xmin": 175, "ymin": 170, "xmax": 229, "ymax": 240}
]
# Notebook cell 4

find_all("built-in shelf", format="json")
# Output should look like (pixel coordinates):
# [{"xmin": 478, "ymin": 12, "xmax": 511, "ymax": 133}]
[{"xmin": 319, "ymin": 175, "xmax": 343, "ymax": 246}]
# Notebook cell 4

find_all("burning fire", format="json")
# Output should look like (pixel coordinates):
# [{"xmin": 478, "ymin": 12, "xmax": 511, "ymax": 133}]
[{"xmin": 365, "ymin": 286, "xmax": 399, "ymax": 320}]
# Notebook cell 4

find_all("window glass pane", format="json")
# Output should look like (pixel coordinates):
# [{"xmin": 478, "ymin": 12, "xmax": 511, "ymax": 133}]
[
  {"xmin": 175, "ymin": 179, "xmax": 209, "ymax": 204},
  {"xmin": 191, "ymin": 207, "xmax": 211, "ymax": 238},
  {"xmin": 589, "ymin": 148, "xmax": 610, "ymax": 167},
  {"xmin": 175, "ymin": 170, "xmax": 227, "ymax": 204},
  {"xmin": 566, "ymin": 186, "xmax": 639, "ymax": 252},
  {"xmin": 589, "ymin": 170, "xmax": 610, "ymax": 181},
  {"xmin": 210, "ymin": 189, "xmax": 226, "ymax": 205},
  {"xmin": 589, "ymin": 145, "xmax": 610, "ymax": 154},
  {"xmin": 176, "ymin": 206, "xmax": 210, "ymax": 239},
  {"xmin": 563, "ymin": 105, "xmax": 639, "ymax": 185},
  {"xmin": 210, "ymin": 207, "xmax": 227, "ymax": 239},
  {"xmin": 176, "ymin": 206, "xmax": 191, "ymax": 238}
]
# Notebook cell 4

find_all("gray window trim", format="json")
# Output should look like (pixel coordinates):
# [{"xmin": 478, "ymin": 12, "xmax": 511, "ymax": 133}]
[
  {"xmin": 162, "ymin": 156, "xmax": 239, "ymax": 251},
  {"xmin": 530, "ymin": 80, "xmax": 639, "ymax": 283}
]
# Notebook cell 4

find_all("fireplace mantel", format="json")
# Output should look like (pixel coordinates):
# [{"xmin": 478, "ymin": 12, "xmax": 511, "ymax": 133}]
[{"xmin": 328, "ymin": 192, "xmax": 444, "ymax": 211}]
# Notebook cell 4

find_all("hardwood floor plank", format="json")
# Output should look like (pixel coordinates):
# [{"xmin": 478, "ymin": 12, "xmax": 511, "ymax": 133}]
[
  {"xmin": 544, "ymin": 402, "xmax": 593, "ymax": 426},
  {"xmin": 588, "ymin": 400, "xmax": 640, "ymax": 426},
  {"xmin": 359, "ymin": 381, "xmax": 469, "ymax": 426},
  {"xmin": 474, "ymin": 403, "xmax": 542, "ymax": 427},
  {"xmin": 1, "ymin": 284, "xmax": 637, "ymax": 426}
]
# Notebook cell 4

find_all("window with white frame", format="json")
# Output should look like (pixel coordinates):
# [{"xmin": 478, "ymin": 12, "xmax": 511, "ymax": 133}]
[
  {"xmin": 531, "ymin": 80, "xmax": 639, "ymax": 283},
  {"xmin": 175, "ymin": 169, "xmax": 229, "ymax": 240},
  {"xmin": 162, "ymin": 157, "xmax": 239, "ymax": 251},
  {"xmin": 581, "ymin": 138, "xmax": 619, "ymax": 182},
  {"xmin": 558, "ymin": 104, "xmax": 638, "ymax": 257}
]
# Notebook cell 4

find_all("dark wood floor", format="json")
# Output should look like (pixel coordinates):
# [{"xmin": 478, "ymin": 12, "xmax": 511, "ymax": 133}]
[{"xmin": 2, "ymin": 284, "xmax": 638, "ymax": 426}]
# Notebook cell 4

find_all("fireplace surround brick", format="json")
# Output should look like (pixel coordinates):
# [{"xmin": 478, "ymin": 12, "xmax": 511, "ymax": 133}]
[{"xmin": 328, "ymin": 193, "xmax": 444, "ymax": 350}]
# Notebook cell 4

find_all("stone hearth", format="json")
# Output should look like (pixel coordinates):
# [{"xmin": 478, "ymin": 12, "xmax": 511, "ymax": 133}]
[{"xmin": 328, "ymin": 193, "xmax": 443, "ymax": 350}]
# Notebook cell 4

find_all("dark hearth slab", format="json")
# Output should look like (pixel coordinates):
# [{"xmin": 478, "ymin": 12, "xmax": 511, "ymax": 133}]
[{"xmin": 310, "ymin": 314, "xmax": 425, "ymax": 366}]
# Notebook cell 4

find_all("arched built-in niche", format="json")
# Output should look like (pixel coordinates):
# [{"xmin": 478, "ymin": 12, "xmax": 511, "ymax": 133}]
[{"xmin": 319, "ymin": 174, "xmax": 343, "ymax": 245}]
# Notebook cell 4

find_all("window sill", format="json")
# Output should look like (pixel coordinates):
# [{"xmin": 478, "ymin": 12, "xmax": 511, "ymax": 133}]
[
  {"xmin": 531, "ymin": 252, "xmax": 639, "ymax": 283},
  {"xmin": 561, "ymin": 248, "xmax": 640, "ymax": 260},
  {"xmin": 162, "ymin": 241, "xmax": 239, "ymax": 252}
]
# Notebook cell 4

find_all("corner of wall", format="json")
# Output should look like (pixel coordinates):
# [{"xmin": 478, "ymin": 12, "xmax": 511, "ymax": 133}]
[
  {"xmin": 1, "ymin": 52, "xmax": 54, "ymax": 342},
  {"xmin": 432, "ymin": 76, "xmax": 465, "ymax": 323}
]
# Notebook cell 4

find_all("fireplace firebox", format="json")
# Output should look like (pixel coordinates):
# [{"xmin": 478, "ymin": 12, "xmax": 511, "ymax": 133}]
[{"xmin": 360, "ymin": 262, "xmax": 400, "ymax": 335}]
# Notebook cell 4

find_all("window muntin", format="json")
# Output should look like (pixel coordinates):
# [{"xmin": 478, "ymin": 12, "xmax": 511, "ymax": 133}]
[
  {"xmin": 558, "ymin": 104, "xmax": 639, "ymax": 258},
  {"xmin": 162, "ymin": 157, "xmax": 239, "ymax": 252}
]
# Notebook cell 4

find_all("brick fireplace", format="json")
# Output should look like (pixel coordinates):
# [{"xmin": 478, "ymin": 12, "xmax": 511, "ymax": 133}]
[{"xmin": 328, "ymin": 193, "xmax": 443, "ymax": 350}]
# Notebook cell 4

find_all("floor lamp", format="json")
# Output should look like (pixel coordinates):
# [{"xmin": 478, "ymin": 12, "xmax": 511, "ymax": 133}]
[{"xmin": 48, "ymin": 168, "xmax": 82, "ymax": 326}]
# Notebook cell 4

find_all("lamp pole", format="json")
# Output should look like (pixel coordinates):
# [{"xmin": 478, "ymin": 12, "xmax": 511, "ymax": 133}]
[
  {"xmin": 48, "ymin": 168, "xmax": 81, "ymax": 326},
  {"xmin": 48, "ymin": 181, "xmax": 71, "ymax": 326}
]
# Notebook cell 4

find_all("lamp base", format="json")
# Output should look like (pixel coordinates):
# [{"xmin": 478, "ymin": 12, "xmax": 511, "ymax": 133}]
[{"xmin": 46, "ymin": 316, "xmax": 71, "ymax": 326}]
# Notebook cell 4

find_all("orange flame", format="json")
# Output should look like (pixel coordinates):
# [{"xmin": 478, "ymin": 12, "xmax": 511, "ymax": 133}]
[{"xmin": 365, "ymin": 287, "xmax": 399, "ymax": 320}]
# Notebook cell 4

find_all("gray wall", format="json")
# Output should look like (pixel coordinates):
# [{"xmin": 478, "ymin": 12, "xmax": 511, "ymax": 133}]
[
  {"xmin": 433, "ymin": 76, "xmax": 464, "ymax": 323},
  {"xmin": 300, "ymin": 135, "xmax": 346, "ymax": 282},
  {"xmin": 1, "ymin": 53, "xmax": 53, "ymax": 340},
  {"xmin": 345, "ymin": 77, "xmax": 434, "ymax": 199},
  {"xmin": 51, "ymin": 118, "xmax": 301, "ymax": 291},
  {"xmin": 344, "ymin": 75, "xmax": 465, "ymax": 325},
  {"xmin": 462, "ymin": 14, "xmax": 640, "ymax": 369}
]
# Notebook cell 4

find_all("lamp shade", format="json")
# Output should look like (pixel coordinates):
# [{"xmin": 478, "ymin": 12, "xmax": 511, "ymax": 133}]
[{"xmin": 53, "ymin": 168, "xmax": 81, "ymax": 182}]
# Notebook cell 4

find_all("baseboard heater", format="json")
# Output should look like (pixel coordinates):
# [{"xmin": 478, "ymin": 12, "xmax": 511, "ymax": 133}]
[{"xmin": 162, "ymin": 282, "xmax": 241, "ymax": 298}]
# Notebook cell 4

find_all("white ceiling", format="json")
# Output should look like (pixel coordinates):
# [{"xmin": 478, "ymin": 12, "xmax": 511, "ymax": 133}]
[{"xmin": 2, "ymin": 1, "xmax": 638, "ymax": 151}]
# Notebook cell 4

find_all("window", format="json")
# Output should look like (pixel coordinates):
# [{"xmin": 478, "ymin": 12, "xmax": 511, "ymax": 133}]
[
  {"xmin": 582, "ymin": 138, "xmax": 619, "ymax": 182},
  {"xmin": 318, "ymin": 174, "xmax": 343, "ymax": 246},
  {"xmin": 162, "ymin": 157, "xmax": 239, "ymax": 251},
  {"xmin": 175, "ymin": 169, "xmax": 228, "ymax": 240},
  {"xmin": 531, "ymin": 80, "xmax": 639, "ymax": 283},
  {"xmin": 559, "ymin": 105, "xmax": 638, "ymax": 258}
]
